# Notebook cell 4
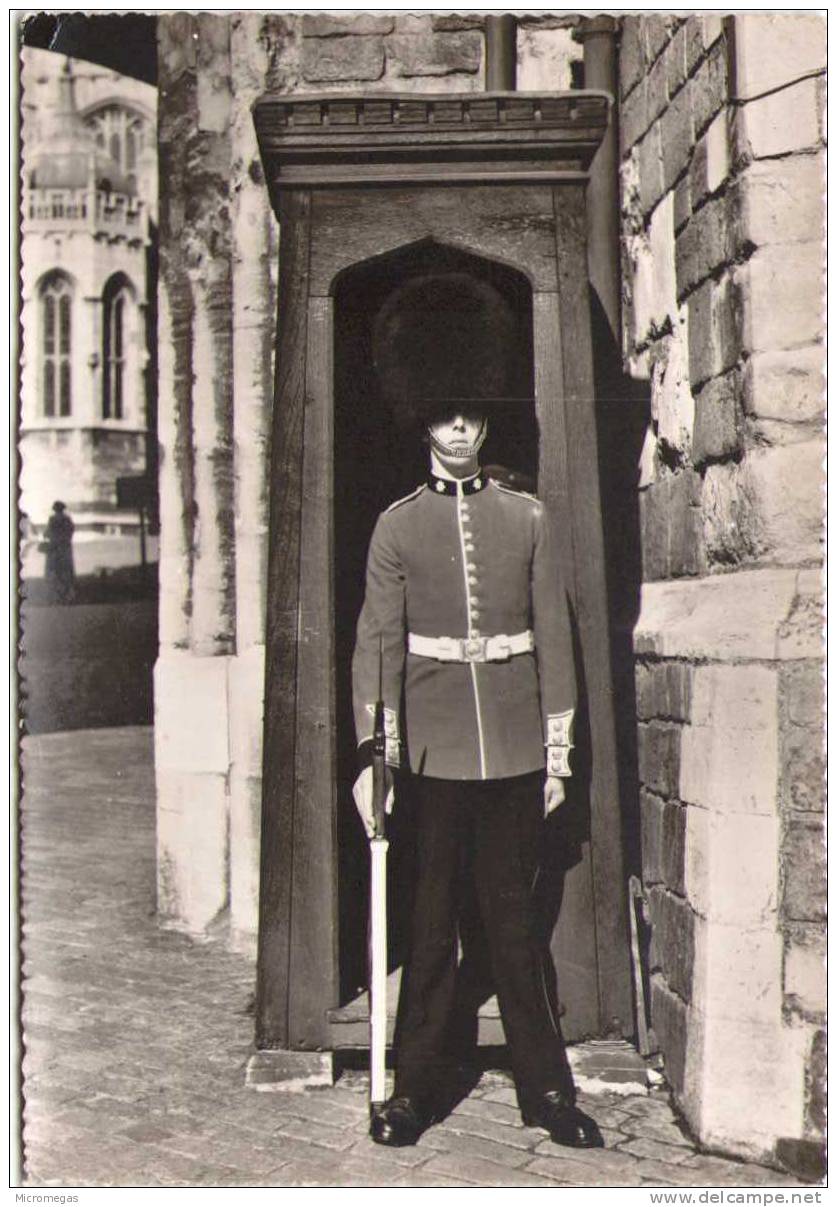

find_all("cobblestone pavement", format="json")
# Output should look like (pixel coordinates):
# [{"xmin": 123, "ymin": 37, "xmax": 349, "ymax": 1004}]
[{"xmin": 19, "ymin": 729, "xmax": 804, "ymax": 1189}]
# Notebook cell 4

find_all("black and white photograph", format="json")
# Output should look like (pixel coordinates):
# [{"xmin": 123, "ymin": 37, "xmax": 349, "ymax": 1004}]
[{"xmin": 14, "ymin": 7, "xmax": 826, "ymax": 1192}]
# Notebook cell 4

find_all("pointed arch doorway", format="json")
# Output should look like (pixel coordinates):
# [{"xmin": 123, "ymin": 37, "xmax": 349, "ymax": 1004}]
[{"xmin": 252, "ymin": 92, "xmax": 632, "ymax": 1073}]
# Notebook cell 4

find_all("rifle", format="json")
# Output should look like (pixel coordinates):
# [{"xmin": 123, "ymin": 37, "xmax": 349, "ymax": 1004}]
[{"xmin": 368, "ymin": 639, "xmax": 389, "ymax": 1115}]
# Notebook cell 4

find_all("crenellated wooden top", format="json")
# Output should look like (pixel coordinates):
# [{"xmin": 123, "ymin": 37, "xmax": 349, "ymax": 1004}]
[{"xmin": 253, "ymin": 90, "xmax": 611, "ymax": 197}]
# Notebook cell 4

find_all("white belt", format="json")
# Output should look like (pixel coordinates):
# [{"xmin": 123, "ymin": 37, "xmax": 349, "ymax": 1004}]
[{"xmin": 408, "ymin": 630, "xmax": 534, "ymax": 664}]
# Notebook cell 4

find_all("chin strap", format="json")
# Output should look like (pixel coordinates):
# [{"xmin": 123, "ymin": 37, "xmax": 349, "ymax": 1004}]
[{"xmin": 428, "ymin": 419, "xmax": 488, "ymax": 460}]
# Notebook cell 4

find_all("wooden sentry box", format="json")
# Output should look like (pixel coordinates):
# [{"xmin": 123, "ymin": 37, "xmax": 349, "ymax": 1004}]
[{"xmin": 251, "ymin": 89, "xmax": 631, "ymax": 1064}]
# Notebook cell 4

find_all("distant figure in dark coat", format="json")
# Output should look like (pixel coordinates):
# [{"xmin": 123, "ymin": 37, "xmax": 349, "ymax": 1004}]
[{"xmin": 44, "ymin": 501, "xmax": 75, "ymax": 604}]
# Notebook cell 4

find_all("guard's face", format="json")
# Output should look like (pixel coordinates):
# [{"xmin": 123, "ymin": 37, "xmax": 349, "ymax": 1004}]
[{"xmin": 427, "ymin": 412, "xmax": 485, "ymax": 450}]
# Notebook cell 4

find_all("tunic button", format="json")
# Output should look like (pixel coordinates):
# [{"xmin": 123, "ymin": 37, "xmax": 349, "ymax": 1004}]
[
  {"xmin": 468, "ymin": 575, "xmax": 479, "ymax": 586},
  {"xmin": 470, "ymin": 608, "xmax": 481, "ymax": 619},
  {"xmin": 466, "ymin": 562, "xmax": 477, "ymax": 572},
  {"xmin": 465, "ymin": 543, "xmax": 475, "ymax": 552},
  {"xmin": 471, "ymin": 628, "xmax": 481, "ymax": 637}
]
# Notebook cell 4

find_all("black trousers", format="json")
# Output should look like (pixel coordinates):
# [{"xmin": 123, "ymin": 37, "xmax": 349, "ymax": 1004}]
[{"xmin": 393, "ymin": 772, "xmax": 575, "ymax": 1108}]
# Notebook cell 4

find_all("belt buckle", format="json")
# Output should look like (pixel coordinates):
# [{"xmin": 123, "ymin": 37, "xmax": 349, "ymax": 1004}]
[{"xmin": 464, "ymin": 636, "xmax": 488, "ymax": 663}]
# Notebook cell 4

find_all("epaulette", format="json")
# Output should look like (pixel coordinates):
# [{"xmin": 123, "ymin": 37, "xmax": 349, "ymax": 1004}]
[
  {"xmin": 385, "ymin": 484, "xmax": 426, "ymax": 513},
  {"xmin": 491, "ymin": 480, "xmax": 541, "ymax": 507}
]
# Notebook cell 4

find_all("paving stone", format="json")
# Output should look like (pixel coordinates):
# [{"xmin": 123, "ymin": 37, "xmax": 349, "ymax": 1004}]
[
  {"xmin": 619, "ymin": 1113, "xmax": 694, "ymax": 1147},
  {"xmin": 435, "ymin": 1114, "xmax": 536, "ymax": 1151},
  {"xmin": 275, "ymin": 1117, "xmax": 356, "ymax": 1153},
  {"xmin": 419, "ymin": 1128, "xmax": 532, "ymax": 1169},
  {"xmin": 449, "ymin": 1095, "xmax": 523, "ymax": 1128},
  {"xmin": 528, "ymin": 1154, "xmax": 646, "ymax": 1187},
  {"xmin": 424, "ymin": 1151, "xmax": 559, "ymax": 1187},
  {"xmin": 19, "ymin": 729, "xmax": 796, "ymax": 1188},
  {"xmin": 619, "ymin": 1135, "xmax": 696, "ymax": 1165}
]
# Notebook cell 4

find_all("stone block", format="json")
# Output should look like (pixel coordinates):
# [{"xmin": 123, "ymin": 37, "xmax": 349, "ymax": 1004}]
[
  {"xmin": 680, "ymin": 664, "xmax": 779, "ymax": 817},
  {"xmin": 691, "ymin": 370, "xmax": 741, "ymax": 464},
  {"xmin": 676, "ymin": 196, "xmax": 730, "ymax": 299},
  {"xmin": 782, "ymin": 661, "xmax": 824, "ymax": 731},
  {"xmin": 805, "ymin": 1028, "xmax": 826, "ymax": 1137},
  {"xmin": 648, "ymin": 193, "xmax": 677, "ymax": 328},
  {"xmin": 227, "ymin": 646, "xmax": 265, "ymax": 778},
  {"xmin": 781, "ymin": 722, "xmax": 825, "ymax": 814},
  {"xmin": 742, "ymin": 346, "xmax": 825, "ymax": 424},
  {"xmin": 688, "ymin": 1010, "xmax": 807, "ymax": 1158},
  {"xmin": 650, "ymin": 975, "xmax": 687, "ymax": 1095},
  {"xmin": 735, "ymin": 155, "xmax": 825, "ymax": 250},
  {"xmin": 431, "ymin": 14, "xmax": 484, "ymax": 32},
  {"xmin": 685, "ymin": 278, "xmax": 712, "ymax": 388},
  {"xmin": 685, "ymin": 13, "xmax": 724, "ymax": 75},
  {"xmin": 735, "ymin": 76, "xmax": 822, "ymax": 159},
  {"xmin": 700, "ymin": 462, "xmax": 756, "ymax": 567},
  {"xmin": 638, "ymin": 125, "xmax": 665, "ymax": 217},
  {"xmin": 635, "ymin": 567, "xmax": 799, "ymax": 663},
  {"xmin": 637, "ymin": 721, "xmax": 681, "ymax": 799},
  {"xmin": 688, "ymin": 661, "xmax": 777, "ymax": 729},
  {"xmin": 516, "ymin": 27, "xmax": 576, "ymax": 92},
  {"xmin": 156, "ymin": 769, "xmax": 229, "ymax": 934},
  {"xmin": 686, "ymin": 808, "xmax": 780, "ymax": 924},
  {"xmin": 625, "ymin": 204, "xmax": 677, "ymax": 346},
  {"xmin": 644, "ymin": 15, "xmax": 672, "ymax": 64},
  {"xmin": 246, "ymin": 1049, "xmax": 335, "ymax": 1091},
  {"xmin": 687, "ymin": 274, "xmax": 738, "ymax": 389},
  {"xmin": 673, "ymin": 174, "xmax": 690, "ymax": 232},
  {"xmin": 684, "ymin": 16, "xmax": 703, "ymax": 76},
  {"xmin": 229, "ymin": 773, "xmax": 262, "ymax": 948},
  {"xmin": 645, "ymin": 50, "xmax": 669, "ymax": 128},
  {"xmin": 387, "ymin": 32, "xmax": 481, "ymax": 77},
  {"xmin": 303, "ymin": 13, "xmax": 394, "ymax": 36},
  {"xmin": 665, "ymin": 25, "xmax": 687, "ymax": 97},
  {"xmin": 301, "ymin": 35, "xmax": 385, "ymax": 83},
  {"xmin": 783, "ymin": 924, "xmax": 825, "ymax": 1016},
  {"xmin": 661, "ymin": 81, "xmax": 694, "ymax": 193},
  {"xmin": 782, "ymin": 816, "xmax": 825, "ymax": 922},
  {"xmin": 620, "ymin": 76, "xmax": 648, "ymax": 154},
  {"xmin": 635, "ymin": 660, "xmax": 692, "ymax": 722},
  {"xmin": 640, "ymin": 788, "xmax": 664, "ymax": 884},
  {"xmin": 746, "ymin": 441, "xmax": 824, "ymax": 566},
  {"xmin": 732, "ymin": 13, "xmax": 825, "ymax": 103},
  {"xmin": 776, "ymin": 569, "xmax": 824, "ymax": 662},
  {"xmin": 154, "ymin": 651, "xmax": 231, "ymax": 774},
  {"xmin": 641, "ymin": 792, "xmax": 686, "ymax": 895},
  {"xmin": 692, "ymin": 40, "xmax": 728, "ymax": 138},
  {"xmin": 690, "ymin": 111, "xmax": 731, "ymax": 209},
  {"xmin": 647, "ymin": 886, "xmax": 694, "ymax": 1002},
  {"xmin": 661, "ymin": 801, "xmax": 687, "ymax": 895},
  {"xmin": 639, "ymin": 468, "xmax": 702, "ymax": 581},
  {"xmin": 158, "ymin": 11, "xmax": 198, "ymax": 81},
  {"xmin": 620, "ymin": 16, "xmax": 646, "ymax": 99},
  {"xmin": 394, "ymin": 13, "xmax": 433, "ymax": 35},
  {"xmin": 693, "ymin": 915, "xmax": 783, "ymax": 1025}
]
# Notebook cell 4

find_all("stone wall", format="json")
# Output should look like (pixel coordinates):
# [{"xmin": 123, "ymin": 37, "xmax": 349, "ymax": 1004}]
[{"xmin": 620, "ymin": 13, "xmax": 825, "ymax": 1168}]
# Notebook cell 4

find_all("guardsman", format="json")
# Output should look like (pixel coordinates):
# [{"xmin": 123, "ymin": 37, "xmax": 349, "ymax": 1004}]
[{"xmin": 352, "ymin": 400, "xmax": 603, "ymax": 1150}]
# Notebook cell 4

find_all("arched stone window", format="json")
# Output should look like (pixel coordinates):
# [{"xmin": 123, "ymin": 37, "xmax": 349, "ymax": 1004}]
[
  {"xmin": 40, "ymin": 273, "xmax": 73, "ymax": 418},
  {"xmin": 85, "ymin": 104, "xmax": 149, "ymax": 177},
  {"xmin": 103, "ymin": 279, "xmax": 132, "ymax": 420}
]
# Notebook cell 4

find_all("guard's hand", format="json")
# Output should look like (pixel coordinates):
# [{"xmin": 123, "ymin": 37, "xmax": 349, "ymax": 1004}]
[
  {"xmin": 544, "ymin": 775, "xmax": 566, "ymax": 817},
  {"xmin": 352, "ymin": 766, "xmax": 395, "ymax": 838}
]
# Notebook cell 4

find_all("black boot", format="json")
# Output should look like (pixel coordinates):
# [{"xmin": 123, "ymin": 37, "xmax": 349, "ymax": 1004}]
[
  {"xmin": 370, "ymin": 1096, "xmax": 427, "ymax": 1147},
  {"xmin": 520, "ymin": 1090, "xmax": 604, "ymax": 1149}
]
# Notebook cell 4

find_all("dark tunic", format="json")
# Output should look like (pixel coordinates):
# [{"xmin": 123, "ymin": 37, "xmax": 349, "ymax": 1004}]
[{"xmin": 352, "ymin": 471, "xmax": 576, "ymax": 781}]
